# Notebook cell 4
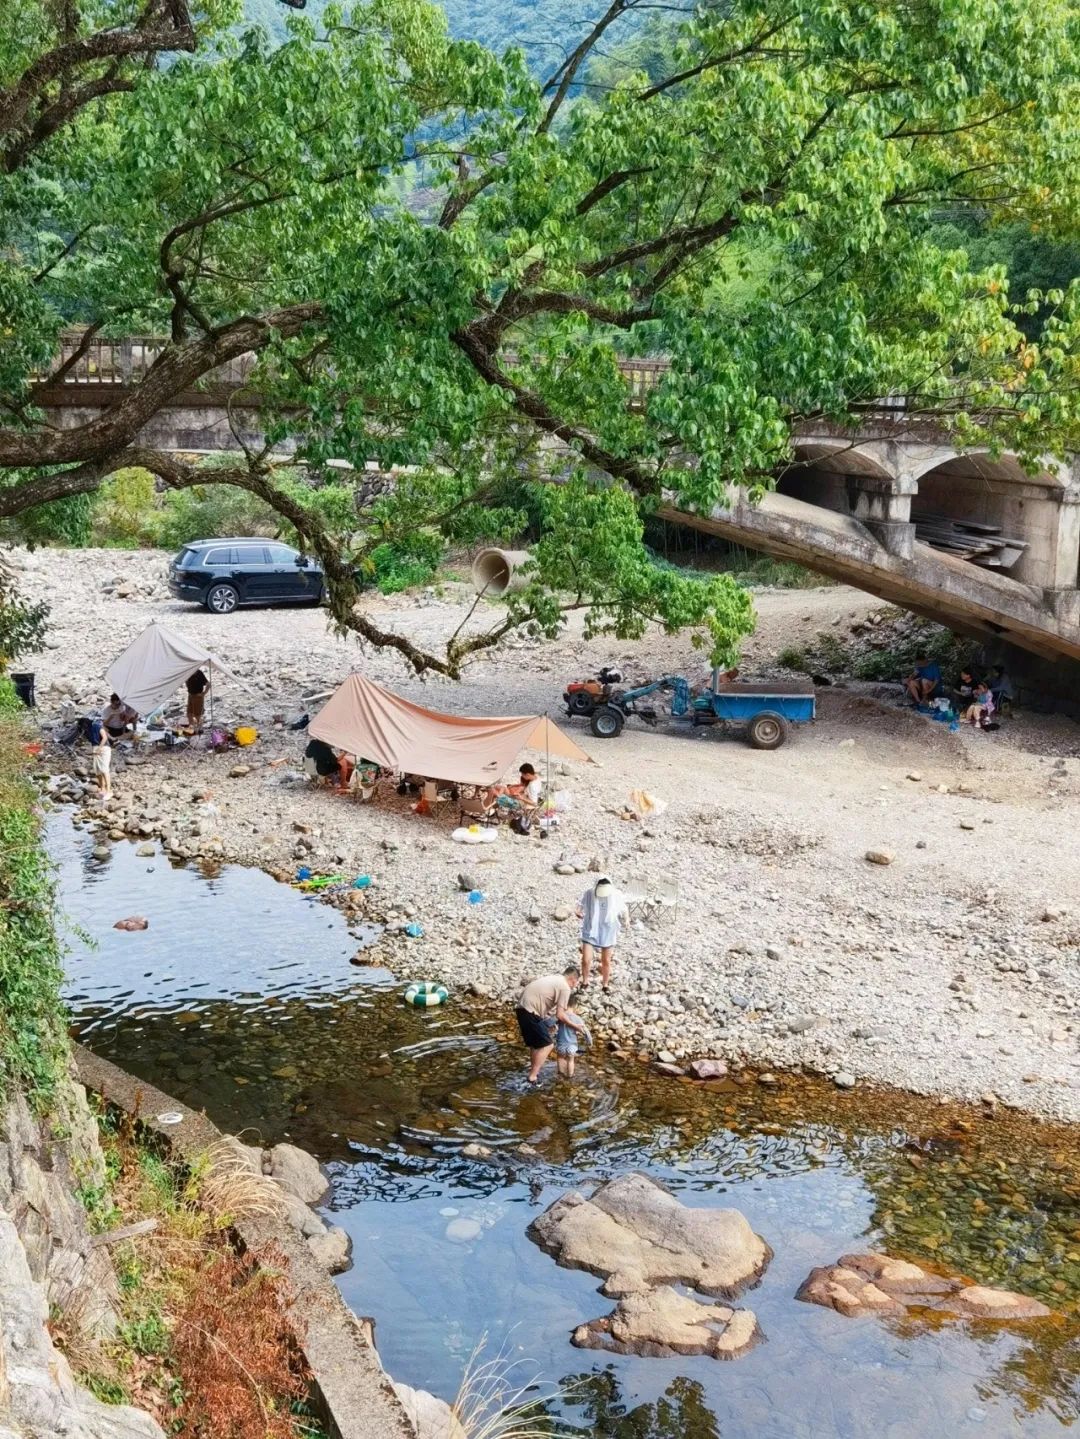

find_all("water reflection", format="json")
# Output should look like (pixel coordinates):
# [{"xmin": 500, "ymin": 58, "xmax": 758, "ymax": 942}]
[{"xmin": 53, "ymin": 820, "xmax": 1080, "ymax": 1437}]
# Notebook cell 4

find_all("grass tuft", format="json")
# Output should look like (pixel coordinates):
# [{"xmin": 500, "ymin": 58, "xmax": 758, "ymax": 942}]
[{"xmin": 451, "ymin": 1335, "xmax": 577, "ymax": 1438}]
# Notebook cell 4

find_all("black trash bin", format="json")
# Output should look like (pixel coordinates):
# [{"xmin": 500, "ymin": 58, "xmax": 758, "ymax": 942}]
[{"xmin": 10, "ymin": 672, "xmax": 35, "ymax": 709}]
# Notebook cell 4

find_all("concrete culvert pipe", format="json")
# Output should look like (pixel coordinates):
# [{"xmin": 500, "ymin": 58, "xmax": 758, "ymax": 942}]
[{"xmin": 471, "ymin": 548, "xmax": 532, "ymax": 596}]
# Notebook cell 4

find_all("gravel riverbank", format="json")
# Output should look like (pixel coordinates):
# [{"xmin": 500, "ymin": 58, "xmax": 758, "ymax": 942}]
[{"xmin": 17, "ymin": 547, "xmax": 1080, "ymax": 1122}]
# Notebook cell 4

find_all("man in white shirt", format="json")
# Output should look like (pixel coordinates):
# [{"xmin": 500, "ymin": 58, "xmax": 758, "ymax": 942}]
[{"xmin": 483, "ymin": 763, "xmax": 543, "ymax": 808}]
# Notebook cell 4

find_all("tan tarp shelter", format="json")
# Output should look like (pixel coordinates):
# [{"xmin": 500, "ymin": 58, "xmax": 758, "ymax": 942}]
[
  {"xmin": 308, "ymin": 672, "xmax": 588, "ymax": 786},
  {"xmin": 104, "ymin": 622, "xmax": 238, "ymax": 717}
]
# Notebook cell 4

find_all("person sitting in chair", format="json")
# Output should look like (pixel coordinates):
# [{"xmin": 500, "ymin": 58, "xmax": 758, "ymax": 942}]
[
  {"xmin": 904, "ymin": 655, "xmax": 943, "ymax": 707},
  {"xmin": 483, "ymin": 763, "xmax": 543, "ymax": 809},
  {"xmin": 304, "ymin": 737, "xmax": 350, "ymax": 787},
  {"xmin": 990, "ymin": 665, "xmax": 1014, "ymax": 714},
  {"xmin": 101, "ymin": 693, "xmax": 137, "ymax": 739}
]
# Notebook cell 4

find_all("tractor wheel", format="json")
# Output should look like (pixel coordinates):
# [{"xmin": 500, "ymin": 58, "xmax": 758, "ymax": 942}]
[
  {"xmin": 567, "ymin": 691, "xmax": 595, "ymax": 716},
  {"xmin": 747, "ymin": 711, "xmax": 788, "ymax": 750},
  {"xmin": 590, "ymin": 705, "xmax": 625, "ymax": 740}
]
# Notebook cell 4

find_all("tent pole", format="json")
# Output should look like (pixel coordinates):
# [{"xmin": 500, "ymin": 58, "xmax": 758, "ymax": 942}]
[
  {"xmin": 209, "ymin": 661, "xmax": 215, "ymax": 739},
  {"xmin": 545, "ymin": 715, "xmax": 551, "ymax": 818}
]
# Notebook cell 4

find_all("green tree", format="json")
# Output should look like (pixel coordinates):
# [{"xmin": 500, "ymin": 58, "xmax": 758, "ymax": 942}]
[{"xmin": 3, "ymin": 0, "xmax": 1080, "ymax": 675}]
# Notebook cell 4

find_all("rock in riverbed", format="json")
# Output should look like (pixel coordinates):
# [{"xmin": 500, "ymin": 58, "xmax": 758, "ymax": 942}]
[
  {"xmin": 266, "ymin": 1142, "xmax": 329, "ymax": 1204},
  {"xmin": 796, "ymin": 1253, "xmax": 1052, "ymax": 1321},
  {"xmin": 393, "ymin": 1382, "xmax": 466, "ymax": 1439},
  {"xmin": 572, "ymin": 1285, "xmax": 762, "ymax": 1360},
  {"xmin": 528, "ymin": 1173, "xmax": 771, "ymax": 1298},
  {"xmin": 687, "ymin": 1058, "xmax": 729, "ymax": 1081}
]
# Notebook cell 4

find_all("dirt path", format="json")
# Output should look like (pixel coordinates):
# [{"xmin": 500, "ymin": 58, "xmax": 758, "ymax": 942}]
[{"xmin": 18, "ymin": 548, "xmax": 1080, "ymax": 1121}]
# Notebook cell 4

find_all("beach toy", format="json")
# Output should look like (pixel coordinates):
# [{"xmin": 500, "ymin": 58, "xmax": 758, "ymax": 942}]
[
  {"xmin": 467, "ymin": 890, "xmax": 484, "ymax": 904},
  {"xmin": 296, "ymin": 866, "xmax": 312, "ymax": 881},
  {"xmin": 404, "ymin": 922, "xmax": 424, "ymax": 938},
  {"xmin": 353, "ymin": 875, "xmax": 373, "ymax": 889},
  {"xmin": 404, "ymin": 982, "xmax": 448, "ymax": 1007},
  {"xmin": 234, "ymin": 726, "xmax": 258, "ymax": 746}
]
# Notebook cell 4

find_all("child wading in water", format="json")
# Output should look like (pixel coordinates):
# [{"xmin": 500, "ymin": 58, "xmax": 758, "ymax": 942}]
[{"xmin": 556, "ymin": 1008, "xmax": 592, "ymax": 1078}]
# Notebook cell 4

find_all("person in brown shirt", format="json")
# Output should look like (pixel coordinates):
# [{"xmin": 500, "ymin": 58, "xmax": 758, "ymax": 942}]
[{"xmin": 515, "ymin": 965, "xmax": 584, "ymax": 1084}]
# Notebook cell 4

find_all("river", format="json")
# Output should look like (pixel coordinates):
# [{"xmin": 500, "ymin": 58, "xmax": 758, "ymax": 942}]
[{"xmin": 54, "ymin": 818, "xmax": 1080, "ymax": 1437}]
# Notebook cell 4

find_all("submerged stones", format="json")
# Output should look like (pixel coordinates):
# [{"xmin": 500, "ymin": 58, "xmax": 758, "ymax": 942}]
[
  {"xmin": 796, "ymin": 1253, "xmax": 1052, "ymax": 1321},
  {"xmin": 112, "ymin": 915, "xmax": 149, "ymax": 931},
  {"xmin": 573, "ymin": 1285, "xmax": 763, "ymax": 1360},
  {"xmin": 528, "ymin": 1173, "xmax": 769, "ymax": 1360}
]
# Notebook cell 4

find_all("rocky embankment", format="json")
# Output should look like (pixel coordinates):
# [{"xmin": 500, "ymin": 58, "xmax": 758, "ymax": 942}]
[{"xmin": 0, "ymin": 1078, "xmax": 164, "ymax": 1439}]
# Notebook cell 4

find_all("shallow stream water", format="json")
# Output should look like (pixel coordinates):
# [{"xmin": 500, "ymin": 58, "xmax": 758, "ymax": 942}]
[{"xmin": 54, "ymin": 818, "xmax": 1080, "ymax": 1437}]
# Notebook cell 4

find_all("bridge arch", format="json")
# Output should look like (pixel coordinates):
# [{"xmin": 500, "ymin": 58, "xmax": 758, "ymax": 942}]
[
  {"xmin": 909, "ymin": 451, "xmax": 1070, "ymax": 588},
  {"xmin": 775, "ymin": 443, "xmax": 898, "ymax": 518}
]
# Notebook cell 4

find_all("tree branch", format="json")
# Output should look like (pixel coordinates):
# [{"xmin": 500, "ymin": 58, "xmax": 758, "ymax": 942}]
[
  {"xmin": 0, "ymin": 3, "xmax": 195, "ymax": 163},
  {"xmin": 539, "ymin": 0, "xmax": 630, "ymax": 135}
]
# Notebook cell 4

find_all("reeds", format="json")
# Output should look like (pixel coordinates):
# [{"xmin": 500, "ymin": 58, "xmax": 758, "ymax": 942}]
[
  {"xmin": 450, "ymin": 1334, "xmax": 577, "ymax": 1439},
  {"xmin": 193, "ymin": 1141, "xmax": 286, "ymax": 1222}
]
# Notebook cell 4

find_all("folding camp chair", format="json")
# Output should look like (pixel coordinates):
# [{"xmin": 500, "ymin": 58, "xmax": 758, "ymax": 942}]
[{"xmin": 624, "ymin": 874, "xmax": 679, "ymax": 928}]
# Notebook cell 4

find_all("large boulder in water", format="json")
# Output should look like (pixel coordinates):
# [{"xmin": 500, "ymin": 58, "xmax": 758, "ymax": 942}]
[
  {"xmin": 266, "ymin": 1142, "xmax": 329, "ymax": 1204},
  {"xmin": 527, "ymin": 1172, "xmax": 771, "ymax": 1298},
  {"xmin": 572, "ymin": 1285, "xmax": 762, "ymax": 1360},
  {"xmin": 796, "ymin": 1253, "xmax": 1052, "ymax": 1321}
]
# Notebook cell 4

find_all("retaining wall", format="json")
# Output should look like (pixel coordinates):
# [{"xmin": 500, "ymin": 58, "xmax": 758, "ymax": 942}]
[{"xmin": 72, "ymin": 1045, "xmax": 414, "ymax": 1439}]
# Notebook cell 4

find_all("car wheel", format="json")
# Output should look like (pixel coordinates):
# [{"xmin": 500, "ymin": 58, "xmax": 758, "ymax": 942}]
[
  {"xmin": 206, "ymin": 583, "xmax": 239, "ymax": 615},
  {"xmin": 747, "ymin": 711, "xmax": 788, "ymax": 750},
  {"xmin": 590, "ymin": 705, "xmax": 625, "ymax": 739}
]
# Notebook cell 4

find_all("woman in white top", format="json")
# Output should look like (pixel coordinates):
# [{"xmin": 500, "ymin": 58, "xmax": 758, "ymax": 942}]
[{"xmin": 577, "ymin": 876, "xmax": 629, "ymax": 992}]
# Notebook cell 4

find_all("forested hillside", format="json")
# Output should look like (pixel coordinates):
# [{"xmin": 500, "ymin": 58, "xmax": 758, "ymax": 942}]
[{"xmin": 243, "ymin": 0, "xmax": 592, "ymax": 65}]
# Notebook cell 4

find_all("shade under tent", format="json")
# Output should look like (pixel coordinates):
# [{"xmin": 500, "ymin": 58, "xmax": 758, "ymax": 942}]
[{"xmin": 104, "ymin": 621, "xmax": 238, "ymax": 720}]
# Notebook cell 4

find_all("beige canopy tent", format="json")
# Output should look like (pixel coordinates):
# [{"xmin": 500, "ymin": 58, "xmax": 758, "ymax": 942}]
[
  {"xmin": 308, "ymin": 672, "xmax": 588, "ymax": 786},
  {"xmin": 104, "ymin": 622, "xmax": 239, "ymax": 719}
]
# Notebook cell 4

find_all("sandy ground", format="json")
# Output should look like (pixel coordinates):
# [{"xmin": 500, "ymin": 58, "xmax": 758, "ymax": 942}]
[{"xmin": 15, "ymin": 547, "xmax": 1080, "ymax": 1122}]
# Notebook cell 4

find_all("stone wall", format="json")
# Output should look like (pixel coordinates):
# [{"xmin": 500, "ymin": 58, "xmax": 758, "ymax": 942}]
[{"xmin": 0, "ymin": 1070, "xmax": 165, "ymax": 1438}]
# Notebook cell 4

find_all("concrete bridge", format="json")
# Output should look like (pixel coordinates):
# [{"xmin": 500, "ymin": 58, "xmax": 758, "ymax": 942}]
[{"xmin": 32, "ymin": 335, "xmax": 1080, "ymax": 671}]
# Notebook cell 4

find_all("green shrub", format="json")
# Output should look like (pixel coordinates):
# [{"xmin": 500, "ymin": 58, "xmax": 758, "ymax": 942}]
[
  {"xmin": 154, "ymin": 485, "xmax": 279, "ymax": 549},
  {"xmin": 777, "ymin": 646, "xmax": 807, "ymax": 671},
  {"xmin": 0, "ymin": 709, "xmax": 67, "ymax": 1106},
  {"xmin": 0, "ymin": 580, "xmax": 49, "ymax": 670},
  {"xmin": 91, "ymin": 468, "xmax": 162, "ymax": 548},
  {"xmin": 851, "ymin": 627, "xmax": 979, "ymax": 681},
  {"xmin": 729, "ymin": 555, "xmax": 826, "ymax": 589},
  {"xmin": 5, "ymin": 493, "xmax": 94, "ymax": 548},
  {"xmin": 365, "ymin": 533, "xmax": 445, "ymax": 594}
]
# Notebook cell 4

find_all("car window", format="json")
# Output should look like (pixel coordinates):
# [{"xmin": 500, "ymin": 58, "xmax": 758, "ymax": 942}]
[
  {"xmin": 204, "ymin": 548, "xmax": 234, "ymax": 565},
  {"xmin": 235, "ymin": 545, "xmax": 268, "ymax": 565},
  {"xmin": 175, "ymin": 548, "xmax": 197, "ymax": 567},
  {"xmin": 267, "ymin": 545, "xmax": 297, "ymax": 564}
]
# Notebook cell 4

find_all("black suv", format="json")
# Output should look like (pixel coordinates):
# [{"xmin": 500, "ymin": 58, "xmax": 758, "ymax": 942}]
[{"xmin": 168, "ymin": 538, "xmax": 324, "ymax": 614}]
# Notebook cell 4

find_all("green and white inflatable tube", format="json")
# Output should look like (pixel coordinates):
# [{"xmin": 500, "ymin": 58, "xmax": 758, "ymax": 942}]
[{"xmin": 404, "ymin": 981, "xmax": 449, "ymax": 1008}]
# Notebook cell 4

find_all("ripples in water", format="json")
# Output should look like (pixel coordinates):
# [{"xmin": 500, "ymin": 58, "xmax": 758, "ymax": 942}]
[{"xmin": 53, "ymin": 817, "xmax": 1080, "ymax": 1437}]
